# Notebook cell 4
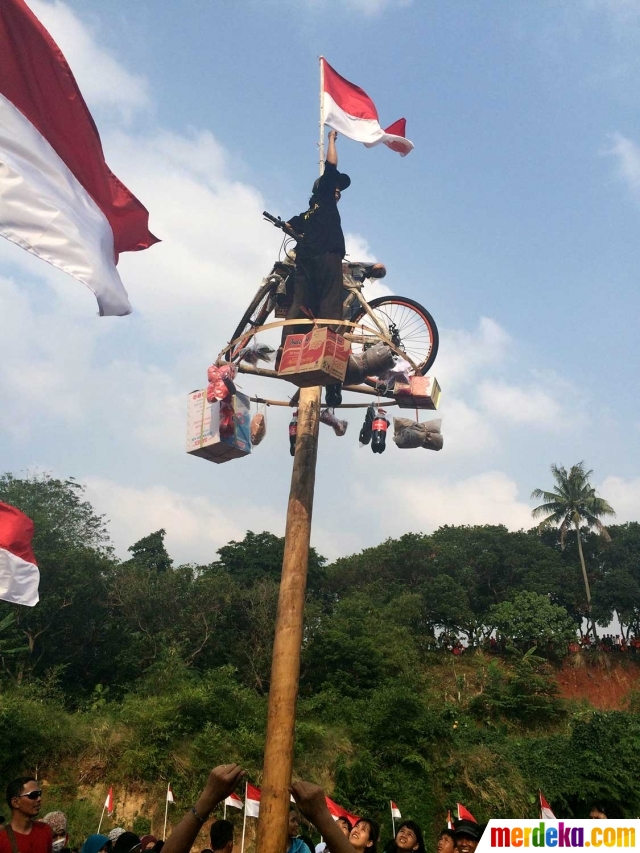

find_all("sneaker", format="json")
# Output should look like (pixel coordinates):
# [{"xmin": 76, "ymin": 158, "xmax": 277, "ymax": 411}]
[{"xmin": 325, "ymin": 383, "xmax": 342, "ymax": 407}]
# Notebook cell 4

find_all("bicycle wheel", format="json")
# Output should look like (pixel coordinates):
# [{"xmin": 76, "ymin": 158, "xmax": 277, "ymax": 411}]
[
  {"xmin": 350, "ymin": 296, "xmax": 439, "ymax": 375},
  {"xmin": 225, "ymin": 282, "xmax": 276, "ymax": 361}
]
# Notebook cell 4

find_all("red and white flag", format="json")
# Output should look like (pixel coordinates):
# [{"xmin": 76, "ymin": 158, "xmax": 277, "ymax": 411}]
[
  {"xmin": 224, "ymin": 792, "xmax": 243, "ymax": 810},
  {"xmin": 457, "ymin": 804, "xmax": 477, "ymax": 823},
  {"xmin": 390, "ymin": 801, "xmax": 401, "ymax": 819},
  {"xmin": 105, "ymin": 787, "xmax": 114, "ymax": 817},
  {"xmin": 446, "ymin": 810, "xmax": 453, "ymax": 830},
  {"xmin": 325, "ymin": 796, "xmax": 360, "ymax": 826},
  {"xmin": 166, "ymin": 784, "xmax": 174, "ymax": 804},
  {"xmin": 0, "ymin": 0, "xmax": 158, "ymax": 316},
  {"xmin": 539, "ymin": 792, "xmax": 555, "ymax": 820},
  {"xmin": 321, "ymin": 58, "xmax": 413, "ymax": 157},
  {"xmin": 245, "ymin": 783, "xmax": 261, "ymax": 818},
  {"xmin": 0, "ymin": 501, "xmax": 39, "ymax": 607}
]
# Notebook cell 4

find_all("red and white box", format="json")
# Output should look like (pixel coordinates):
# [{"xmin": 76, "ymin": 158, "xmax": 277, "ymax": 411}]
[
  {"xmin": 186, "ymin": 389, "xmax": 252, "ymax": 464},
  {"xmin": 393, "ymin": 375, "xmax": 441, "ymax": 410},
  {"xmin": 278, "ymin": 327, "xmax": 350, "ymax": 387}
]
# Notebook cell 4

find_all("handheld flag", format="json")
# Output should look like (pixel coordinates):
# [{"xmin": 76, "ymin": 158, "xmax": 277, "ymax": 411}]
[
  {"xmin": 167, "ymin": 785, "xmax": 174, "ymax": 804},
  {"xmin": 446, "ymin": 810, "xmax": 453, "ymax": 830},
  {"xmin": 0, "ymin": 502, "xmax": 39, "ymax": 606},
  {"xmin": 321, "ymin": 58, "xmax": 414, "ymax": 157},
  {"xmin": 0, "ymin": 0, "xmax": 159, "ymax": 316},
  {"xmin": 105, "ymin": 787, "xmax": 114, "ymax": 817},
  {"xmin": 390, "ymin": 802, "xmax": 401, "ymax": 819},
  {"xmin": 325, "ymin": 796, "xmax": 360, "ymax": 825},
  {"xmin": 539, "ymin": 791, "xmax": 555, "ymax": 820},
  {"xmin": 245, "ymin": 783, "xmax": 261, "ymax": 818},
  {"xmin": 457, "ymin": 804, "xmax": 477, "ymax": 823},
  {"xmin": 225, "ymin": 792, "xmax": 243, "ymax": 810}
]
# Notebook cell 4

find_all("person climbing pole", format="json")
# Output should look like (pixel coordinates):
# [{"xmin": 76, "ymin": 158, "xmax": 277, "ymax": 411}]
[{"xmin": 281, "ymin": 129, "xmax": 351, "ymax": 407}]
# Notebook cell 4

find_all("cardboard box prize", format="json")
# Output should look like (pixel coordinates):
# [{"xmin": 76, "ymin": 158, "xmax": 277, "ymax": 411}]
[
  {"xmin": 186, "ymin": 389, "xmax": 251, "ymax": 463},
  {"xmin": 393, "ymin": 376, "xmax": 441, "ymax": 410},
  {"xmin": 278, "ymin": 327, "xmax": 350, "ymax": 387}
]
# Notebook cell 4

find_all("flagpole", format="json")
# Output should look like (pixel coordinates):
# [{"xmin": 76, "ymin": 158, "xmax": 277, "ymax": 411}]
[
  {"xmin": 97, "ymin": 803, "xmax": 106, "ymax": 834},
  {"xmin": 163, "ymin": 784, "xmax": 170, "ymax": 841},
  {"xmin": 390, "ymin": 802, "xmax": 395, "ymax": 838},
  {"xmin": 241, "ymin": 784, "xmax": 248, "ymax": 853},
  {"xmin": 319, "ymin": 56, "xmax": 325, "ymax": 176},
  {"xmin": 224, "ymin": 801, "xmax": 227, "ymax": 821}
]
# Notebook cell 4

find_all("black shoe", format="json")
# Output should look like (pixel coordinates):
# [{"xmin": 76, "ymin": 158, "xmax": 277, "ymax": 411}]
[{"xmin": 325, "ymin": 383, "xmax": 342, "ymax": 407}]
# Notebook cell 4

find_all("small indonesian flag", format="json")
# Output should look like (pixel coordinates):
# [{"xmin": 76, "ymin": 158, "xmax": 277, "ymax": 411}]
[
  {"xmin": 390, "ymin": 802, "xmax": 401, "ymax": 819},
  {"xmin": 225, "ymin": 792, "xmax": 243, "ymax": 810},
  {"xmin": 0, "ymin": 502, "xmax": 39, "ymax": 606},
  {"xmin": 446, "ymin": 810, "xmax": 453, "ymax": 830},
  {"xmin": 321, "ymin": 58, "xmax": 414, "ymax": 157},
  {"xmin": 245, "ymin": 783, "xmax": 261, "ymax": 818},
  {"xmin": 167, "ymin": 784, "xmax": 174, "ymax": 804},
  {"xmin": 0, "ymin": 0, "xmax": 158, "ymax": 316},
  {"xmin": 105, "ymin": 787, "xmax": 114, "ymax": 817},
  {"xmin": 325, "ymin": 796, "xmax": 360, "ymax": 826},
  {"xmin": 539, "ymin": 792, "xmax": 555, "ymax": 820},
  {"xmin": 457, "ymin": 804, "xmax": 477, "ymax": 823}
]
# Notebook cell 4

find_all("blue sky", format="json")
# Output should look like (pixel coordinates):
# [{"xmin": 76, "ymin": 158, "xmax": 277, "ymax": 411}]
[{"xmin": 1, "ymin": 0, "xmax": 640, "ymax": 564}]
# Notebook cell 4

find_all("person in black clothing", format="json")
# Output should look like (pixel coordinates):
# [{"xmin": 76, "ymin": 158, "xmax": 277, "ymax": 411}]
[{"xmin": 284, "ymin": 129, "xmax": 350, "ymax": 407}]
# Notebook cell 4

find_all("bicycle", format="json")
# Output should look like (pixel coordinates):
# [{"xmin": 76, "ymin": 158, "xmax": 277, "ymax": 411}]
[{"xmin": 224, "ymin": 212, "xmax": 439, "ymax": 380}]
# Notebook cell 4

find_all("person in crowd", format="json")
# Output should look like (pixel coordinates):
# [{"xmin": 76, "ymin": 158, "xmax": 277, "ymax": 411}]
[
  {"xmin": 436, "ymin": 828, "xmax": 454, "ymax": 853},
  {"xmin": 140, "ymin": 838, "xmax": 157, "ymax": 853},
  {"xmin": 288, "ymin": 807, "xmax": 312, "ymax": 853},
  {"xmin": 588, "ymin": 805, "xmax": 607, "ymax": 819},
  {"xmin": 112, "ymin": 834, "xmax": 141, "ymax": 853},
  {"xmin": 80, "ymin": 836, "xmax": 111, "ymax": 853},
  {"xmin": 161, "ymin": 765, "xmax": 245, "ymax": 853},
  {"xmin": 42, "ymin": 812, "xmax": 69, "ymax": 853},
  {"xmin": 349, "ymin": 819, "xmax": 379, "ymax": 853},
  {"xmin": 384, "ymin": 821, "xmax": 425, "ymax": 853},
  {"xmin": 108, "ymin": 831, "xmax": 125, "ymax": 846},
  {"xmin": 290, "ymin": 783, "xmax": 369, "ymax": 853},
  {"xmin": 0, "ymin": 778, "xmax": 52, "ymax": 853},
  {"xmin": 209, "ymin": 820, "xmax": 233, "ymax": 853},
  {"xmin": 316, "ymin": 816, "xmax": 351, "ymax": 853},
  {"xmin": 452, "ymin": 820, "xmax": 483, "ymax": 853}
]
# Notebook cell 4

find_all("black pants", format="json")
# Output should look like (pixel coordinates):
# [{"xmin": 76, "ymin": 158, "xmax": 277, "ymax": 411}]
[{"xmin": 282, "ymin": 252, "xmax": 343, "ymax": 342}]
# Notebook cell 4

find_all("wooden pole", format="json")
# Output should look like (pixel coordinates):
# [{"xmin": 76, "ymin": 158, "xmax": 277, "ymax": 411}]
[{"xmin": 255, "ymin": 385, "xmax": 322, "ymax": 853}]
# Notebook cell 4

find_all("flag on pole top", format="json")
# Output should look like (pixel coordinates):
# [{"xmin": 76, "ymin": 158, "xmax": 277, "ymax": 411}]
[
  {"xmin": 325, "ymin": 796, "xmax": 360, "ymax": 825},
  {"xmin": 0, "ymin": 0, "xmax": 159, "ymax": 316},
  {"xmin": 446, "ymin": 810, "xmax": 453, "ymax": 830},
  {"xmin": 167, "ymin": 785, "xmax": 174, "ymax": 804},
  {"xmin": 0, "ymin": 501, "xmax": 39, "ymax": 607},
  {"xmin": 245, "ymin": 783, "xmax": 261, "ymax": 818},
  {"xmin": 225, "ymin": 792, "xmax": 243, "ymax": 810},
  {"xmin": 105, "ymin": 787, "xmax": 114, "ymax": 817},
  {"xmin": 457, "ymin": 804, "xmax": 477, "ymax": 823},
  {"xmin": 539, "ymin": 791, "xmax": 555, "ymax": 820},
  {"xmin": 390, "ymin": 802, "xmax": 402, "ymax": 819},
  {"xmin": 321, "ymin": 58, "xmax": 414, "ymax": 157}
]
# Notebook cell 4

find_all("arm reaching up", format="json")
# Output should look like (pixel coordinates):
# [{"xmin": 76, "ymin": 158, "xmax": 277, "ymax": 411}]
[
  {"xmin": 326, "ymin": 130, "xmax": 338, "ymax": 166},
  {"xmin": 162, "ymin": 764, "xmax": 246, "ymax": 853},
  {"xmin": 290, "ymin": 782, "xmax": 353, "ymax": 853}
]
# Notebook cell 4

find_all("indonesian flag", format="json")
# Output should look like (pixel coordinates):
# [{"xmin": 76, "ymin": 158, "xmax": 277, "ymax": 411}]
[
  {"xmin": 224, "ymin": 792, "xmax": 243, "ymax": 810},
  {"xmin": 321, "ymin": 58, "xmax": 413, "ymax": 157},
  {"xmin": 539, "ymin": 792, "xmax": 555, "ymax": 820},
  {"xmin": 167, "ymin": 784, "xmax": 174, "ymax": 804},
  {"xmin": 245, "ymin": 783, "xmax": 261, "ymax": 818},
  {"xmin": 457, "ymin": 804, "xmax": 477, "ymax": 823},
  {"xmin": 446, "ymin": 810, "xmax": 453, "ymax": 830},
  {"xmin": 105, "ymin": 787, "xmax": 114, "ymax": 817},
  {"xmin": 0, "ymin": 501, "xmax": 39, "ymax": 607},
  {"xmin": 0, "ymin": 0, "xmax": 159, "ymax": 316},
  {"xmin": 390, "ymin": 801, "xmax": 401, "ymax": 819},
  {"xmin": 325, "ymin": 796, "xmax": 360, "ymax": 825}
]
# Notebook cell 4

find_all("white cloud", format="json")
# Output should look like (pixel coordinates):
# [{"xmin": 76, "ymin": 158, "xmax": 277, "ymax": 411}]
[
  {"xmin": 599, "ymin": 475, "xmax": 640, "ymax": 521},
  {"xmin": 27, "ymin": 0, "xmax": 149, "ymax": 119},
  {"xmin": 435, "ymin": 317, "xmax": 511, "ymax": 391},
  {"xmin": 477, "ymin": 380, "xmax": 564, "ymax": 427},
  {"xmin": 298, "ymin": 0, "xmax": 412, "ymax": 14},
  {"xmin": 603, "ymin": 132, "xmax": 640, "ymax": 197}
]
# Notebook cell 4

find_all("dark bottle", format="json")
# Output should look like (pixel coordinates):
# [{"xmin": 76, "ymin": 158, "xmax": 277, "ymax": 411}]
[
  {"xmin": 371, "ymin": 410, "xmax": 389, "ymax": 454},
  {"xmin": 359, "ymin": 404, "xmax": 375, "ymax": 445},
  {"xmin": 289, "ymin": 410, "xmax": 298, "ymax": 456}
]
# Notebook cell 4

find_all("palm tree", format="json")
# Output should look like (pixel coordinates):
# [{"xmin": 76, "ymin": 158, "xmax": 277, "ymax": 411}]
[{"xmin": 531, "ymin": 462, "xmax": 615, "ymax": 637}]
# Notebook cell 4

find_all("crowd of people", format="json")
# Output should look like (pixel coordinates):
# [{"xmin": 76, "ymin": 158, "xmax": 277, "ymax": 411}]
[{"xmin": 0, "ymin": 769, "xmax": 618, "ymax": 853}]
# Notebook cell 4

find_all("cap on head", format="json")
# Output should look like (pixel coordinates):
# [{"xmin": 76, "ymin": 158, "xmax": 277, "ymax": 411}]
[
  {"xmin": 454, "ymin": 821, "xmax": 482, "ymax": 841},
  {"xmin": 312, "ymin": 172, "xmax": 351, "ymax": 194}
]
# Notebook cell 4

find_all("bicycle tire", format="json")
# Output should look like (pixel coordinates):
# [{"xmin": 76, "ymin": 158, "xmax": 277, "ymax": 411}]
[
  {"xmin": 350, "ymin": 295, "xmax": 439, "ymax": 376},
  {"xmin": 225, "ymin": 281, "xmax": 276, "ymax": 361}
]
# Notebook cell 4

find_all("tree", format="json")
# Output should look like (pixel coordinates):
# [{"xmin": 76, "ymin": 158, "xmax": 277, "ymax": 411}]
[
  {"xmin": 531, "ymin": 463, "xmax": 615, "ymax": 637},
  {"xmin": 488, "ymin": 591, "xmax": 577, "ymax": 654}
]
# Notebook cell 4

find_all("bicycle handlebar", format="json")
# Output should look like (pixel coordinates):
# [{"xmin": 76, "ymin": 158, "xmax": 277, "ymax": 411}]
[{"xmin": 263, "ymin": 210, "xmax": 302, "ymax": 242}]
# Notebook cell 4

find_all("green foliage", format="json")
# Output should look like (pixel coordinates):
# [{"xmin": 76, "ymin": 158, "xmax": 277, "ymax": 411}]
[{"xmin": 488, "ymin": 592, "xmax": 577, "ymax": 654}]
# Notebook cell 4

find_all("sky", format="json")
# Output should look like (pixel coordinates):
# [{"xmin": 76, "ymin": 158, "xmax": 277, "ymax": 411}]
[{"xmin": 2, "ymin": 0, "xmax": 640, "ymax": 565}]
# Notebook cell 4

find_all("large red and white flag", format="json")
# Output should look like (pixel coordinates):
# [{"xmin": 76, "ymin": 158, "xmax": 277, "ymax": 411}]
[
  {"xmin": 321, "ymin": 58, "xmax": 413, "ymax": 157},
  {"xmin": 245, "ymin": 783, "xmax": 261, "ymax": 818},
  {"xmin": 390, "ymin": 801, "xmax": 401, "ymax": 819},
  {"xmin": 325, "ymin": 796, "xmax": 360, "ymax": 826},
  {"xmin": 0, "ymin": 501, "xmax": 39, "ymax": 607},
  {"xmin": 539, "ymin": 792, "xmax": 555, "ymax": 820},
  {"xmin": 224, "ymin": 792, "xmax": 243, "ymax": 810},
  {"xmin": 0, "ymin": 0, "xmax": 158, "ymax": 316},
  {"xmin": 105, "ymin": 787, "xmax": 114, "ymax": 817},
  {"xmin": 457, "ymin": 803, "xmax": 477, "ymax": 823}
]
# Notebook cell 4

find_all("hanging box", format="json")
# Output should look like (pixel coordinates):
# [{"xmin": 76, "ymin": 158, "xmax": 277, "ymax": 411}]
[
  {"xmin": 278, "ymin": 327, "xmax": 350, "ymax": 387},
  {"xmin": 186, "ymin": 389, "xmax": 251, "ymax": 463},
  {"xmin": 393, "ymin": 376, "xmax": 441, "ymax": 410}
]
